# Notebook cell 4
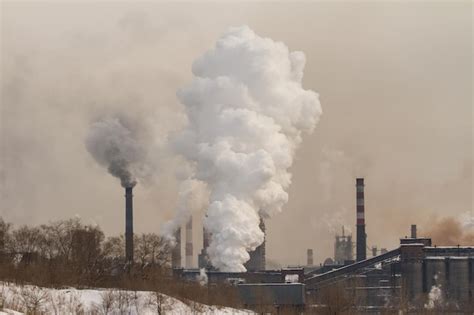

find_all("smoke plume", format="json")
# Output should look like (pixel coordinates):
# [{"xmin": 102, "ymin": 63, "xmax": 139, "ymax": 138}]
[
  {"xmin": 425, "ymin": 212, "xmax": 474, "ymax": 245},
  {"xmin": 162, "ymin": 178, "xmax": 209, "ymax": 239},
  {"xmin": 85, "ymin": 117, "xmax": 148, "ymax": 188},
  {"xmin": 170, "ymin": 26, "xmax": 322, "ymax": 271}
]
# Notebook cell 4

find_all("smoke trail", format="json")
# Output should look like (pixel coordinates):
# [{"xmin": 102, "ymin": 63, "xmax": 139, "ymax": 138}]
[
  {"xmin": 425, "ymin": 213, "xmax": 474, "ymax": 245},
  {"xmin": 170, "ymin": 26, "xmax": 322, "ymax": 271},
  {"xmin": 85, "ymin": 117, "xmax": 147, "ymax": 188}
]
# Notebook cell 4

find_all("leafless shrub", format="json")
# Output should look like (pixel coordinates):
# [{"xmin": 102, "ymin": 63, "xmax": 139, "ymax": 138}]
[
  {"xmin": 16, "ymin": 285, "xmax": 50, "ymax": 314},
  {"xmin": 97, "ymin": 289, "xmax": 116, "ymax": 314},
  {"xmin": 114, "ymin": 289, "xmax": 136, "ymax": 315},
  {"xmin": 146, "ymin": 291, "xmax": 171, "ymax": 315},
  {"xmin": 64, "ymin": 291, "xmax": 85, "ymax": 315},
  {"xmin": 0, "ymin": 283, "xmax": 6, "ymax": 310}
]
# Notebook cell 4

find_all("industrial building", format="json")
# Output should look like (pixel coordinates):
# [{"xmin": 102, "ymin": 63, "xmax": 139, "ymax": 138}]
[
  {"xmin": 334, "ymin": 226, "xmax": 353, "ymax": 264},
  {"xmin": 165, "ymin": 178, "xmax": 473, "ymax": 313}
]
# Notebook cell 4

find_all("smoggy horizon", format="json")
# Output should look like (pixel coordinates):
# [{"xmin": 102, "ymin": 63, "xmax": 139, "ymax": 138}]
[{"xmin": 1, "ymin": 1, "xmax": 472, "ymax": 267}]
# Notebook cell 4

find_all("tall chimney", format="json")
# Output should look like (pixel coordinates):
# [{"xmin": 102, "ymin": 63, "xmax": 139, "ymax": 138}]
[
  {"xmin": 171, "ymin": 227, "xmax": 182, "ymax": 268},
  {"xmin": 307, "ymin": 249, "xmax": 314, "ymax": 266},
  {"xmin": 411, "ymin": 224, "xmax": 417, "ymax": 238},
  {"xmin": 125, "ymin": 186, "xmax": 134, "ymax": 263},
  {"xmin": 198, "ymin": 226, "xmax": 211, "ymax": 269},
  {"xmin": 356, "ymin": 178, "xmax": 367, "ymax": 261},
  {"xmin": 203, "ymin": 226, "xmax": 211, "ymax": 250},
  {"xmin": 185, "ymin": 217, "xmax": 193, "ymax": 268},
  {"xmin": 245, "ymin": 217, "xmax": 266, "ymax": 271},
  {"xmin": 372, "ymin": 246, "xmax": 377, "ymax": 257}
]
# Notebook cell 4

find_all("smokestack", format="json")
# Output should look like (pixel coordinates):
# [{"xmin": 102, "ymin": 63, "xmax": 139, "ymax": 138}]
[
  {"xmin": 171, "ymin": 227, "xmax": 182, "ymax": 268},
  {"xmin": 203, "ymin": 226, "xmax": 211, "ymax": 250},
  {"xmin": 185, "ymin": 217, "xmax": 193, "ymax": 268},
  {"xmin": 372, "ymin": 246, "xmax": 377, "ymax": 257},
  {"xmin": 245, "ymin": 217, "xmax": 266, "ymax": 271},
  {"xmin": 125, "ymin": 186, "xmax": 134, "ymax": 263},
  {"xmin": 356, "ymin": 178, "xmax": 367, "ymax": 261},
  {"xmin": 411, "ymin": 224, "xmax": 417, "ymax": 238},
  {"xmin": 307, "ymin": 249, "xmax": 314, "ymax": 266},
  {"xmin": 198, "ymin": 226, "xmax": 212, "ymax": 269}
]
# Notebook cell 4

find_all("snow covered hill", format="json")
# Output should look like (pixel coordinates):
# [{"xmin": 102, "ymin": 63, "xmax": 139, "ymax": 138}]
[{"xmin": 0, "ymin": 282, "xmax": 252, "ymax": 314}]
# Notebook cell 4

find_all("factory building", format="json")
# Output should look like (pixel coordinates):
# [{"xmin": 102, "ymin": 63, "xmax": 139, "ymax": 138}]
[
  {"xmin": 334, "ymin": 226, "xmax": 353, "ymax": 264},
  {"xmin": 400, "ymin": 238, "xmax": 474, "ymax": 308},
  {"xmin": 170, "ymin": 178, "xmax": 473, "ymax": 313}
]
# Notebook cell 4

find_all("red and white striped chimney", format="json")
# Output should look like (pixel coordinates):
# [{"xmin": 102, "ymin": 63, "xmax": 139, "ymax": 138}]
[{"xmin": 356, "ymin": 178, "xmax": 367, "ymax": 261}]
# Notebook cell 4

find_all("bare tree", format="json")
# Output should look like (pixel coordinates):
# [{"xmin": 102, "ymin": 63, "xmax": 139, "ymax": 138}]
[
  {"xmin": 98, "ymin": 290, "xmax": 117, "ymax": 314},
  {"xmin": 16, "ymin": 285, "xmax": 50, "ymax": 314},
  {"xmin": 8, "ymin": 225, "xmax": 42, "ymax": 255},
  {"xmin": 135, "ymin": 233, "xmax": 170, "ymax": 268},
  {"xmin": 38, "ymin": 218, "xmax": 79, "ymax": 260},
  {"xmin": 0, "ymin": 218, "xmax": 11, "ymax": 254},
  {"xmin": 146, "ymin": 291, "xmax": 170, "ymax": 315},
  {"xmin": 103, "ymin": 235, "xmax": 125, "ymax": 260}
]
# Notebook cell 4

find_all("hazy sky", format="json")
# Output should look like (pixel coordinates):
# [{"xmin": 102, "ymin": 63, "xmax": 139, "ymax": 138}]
[{"xmin": 1, "ymin": 1, "xmax": 472, "ymax": 266}]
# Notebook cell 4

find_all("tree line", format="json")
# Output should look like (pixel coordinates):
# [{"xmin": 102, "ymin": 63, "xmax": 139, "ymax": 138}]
[{"xmin": 0, "ymin": 217, "xmax": 171, "ymax": 287}]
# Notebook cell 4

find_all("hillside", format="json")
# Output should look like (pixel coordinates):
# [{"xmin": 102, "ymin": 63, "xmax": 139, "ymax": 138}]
[{"xmin": 0, "ymin": 282, "xmax": 252, "ymax": 314}]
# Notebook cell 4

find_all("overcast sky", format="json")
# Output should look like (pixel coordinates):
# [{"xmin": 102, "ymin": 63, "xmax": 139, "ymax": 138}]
[{"xmin": 1, "ymin": 1, "xmax": 472, "ymax": 266}]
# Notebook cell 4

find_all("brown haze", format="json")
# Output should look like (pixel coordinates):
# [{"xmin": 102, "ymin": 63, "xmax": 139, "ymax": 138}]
[
  {"xmin": 425, "ymin": 216, "xmax": 474, "ymax": 246},
  {"xmin": 0, "ymin": 1, "xmax": 472, "ymax": 266}
]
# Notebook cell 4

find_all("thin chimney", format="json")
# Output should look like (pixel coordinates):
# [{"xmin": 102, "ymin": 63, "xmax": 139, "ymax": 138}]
[
  {"xmin": 198, "ymin": 226, "xmax": 212, "ymax": 269},
  {"xmin": 125, "ymin": 186, "xmax": 134, "ymax": 263},
  {"xmin": 307, "ymin": 249, "xmax": 314, "ymax": 266},
  {"xmin": 411, "ymin": 224, "xmax": 417, "ymax": 238},
  {"xmin": 356, "ymin": 178, "xmax": 367, "ymax": 261}
]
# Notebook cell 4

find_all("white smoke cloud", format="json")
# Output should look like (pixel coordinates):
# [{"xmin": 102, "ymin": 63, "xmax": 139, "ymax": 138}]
[
  {"xmin": 168, "ymin": 25, "xmax": 322, "ymax": 271},
  {"xmin": 425, "ymin": 284, "xmax": 443, "ymax": 309},
  {"xmin": 162, "ymin": 178, "xmax": 209, "ymax": 240},
  {"xmin": 196, "ymin": 268, "xmax": 208, "ymax": 286},
  {"xmin": 459, "ymin": 211, "xmax": 474, "ymax": 230},
  {"xmin": 85, "ymin": 117, "xmax": 148, "ymax": 188}
]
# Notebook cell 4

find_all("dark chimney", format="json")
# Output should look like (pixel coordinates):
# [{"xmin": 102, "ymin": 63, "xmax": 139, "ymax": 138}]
[
  {"xmin": 125, "ymin": 186, "xmax": 134, "ymax": 263},
  {"xmin": 372, "ymin": 246, "xmax": 377, "ymax": 257},
  {"xmin": 245, "ymin": 217, "xmax": 266, "ymax": 271},
  {"xmin": 356, "ymin": 178, "xmax": 367, "ymax": 261},
  {"xmin": 198, "ymin": 226, "xmax": 212, "ymax": 269},
  {"xmin": 411, "ymin": 224, "xmax": 417, "ymax": 238}
]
